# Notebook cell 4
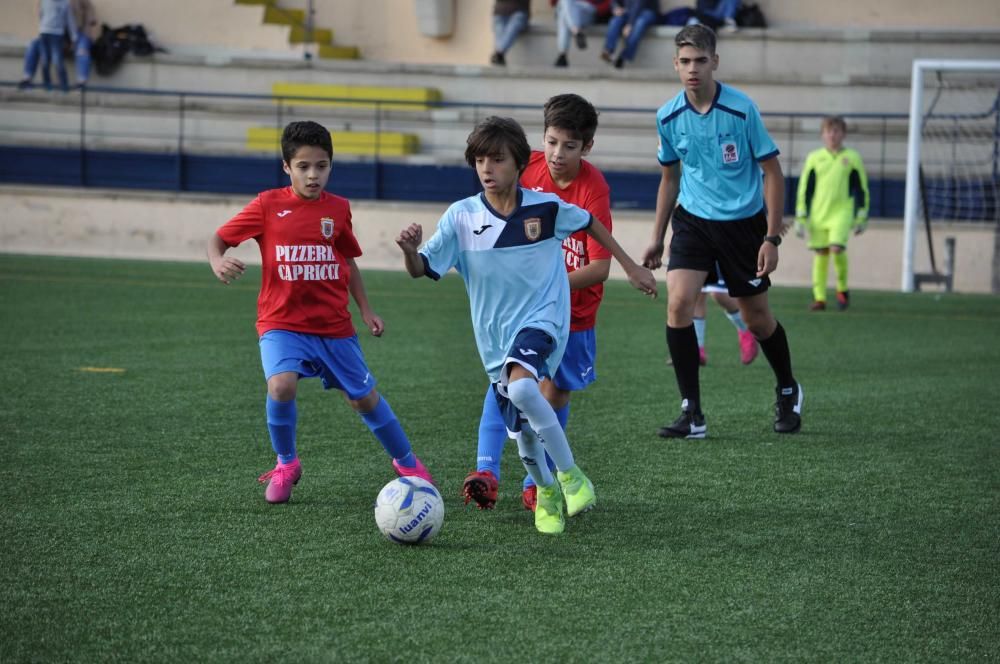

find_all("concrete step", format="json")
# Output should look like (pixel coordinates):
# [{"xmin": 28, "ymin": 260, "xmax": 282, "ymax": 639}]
[{"xmin": 504, "ymin": 23, "xmax": 1000, "ymax": 82}]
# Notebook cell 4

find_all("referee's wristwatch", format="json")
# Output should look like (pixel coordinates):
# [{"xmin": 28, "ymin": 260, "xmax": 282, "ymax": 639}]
[{"xmin": 763, "ymin": 234, "xmax": 782, "ymax": 247}]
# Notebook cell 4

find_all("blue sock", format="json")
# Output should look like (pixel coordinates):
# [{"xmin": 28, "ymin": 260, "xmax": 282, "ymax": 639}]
[
  {"xmin": 524, "ymin": 403, "xmax": 567, "ymax": 489},
  {"xmin": 554, "ymin": 403, "xmax": 570, "ymax": 430},
  {"xmin": 477, "ymin": 386, "xmax": 507, "ymax": 479},
  {"xmin": 266, "ymin": 395, "xmax": 297, "ymax": 464},
  {"xmin": 360, "ymin": 396, "xmax": 413, "ymax": 466}
]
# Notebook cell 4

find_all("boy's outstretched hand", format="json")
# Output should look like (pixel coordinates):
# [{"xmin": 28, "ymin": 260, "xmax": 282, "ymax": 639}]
[
  {"xmin": 628, "ymin": 265, "xmax": 659, "ymax": 298},
  {"xmin": 396, "ymin": 224, "xmax": 423, "ymax": 252},
  {"xmin": 361, "ymin": 310, "xmax": 385, "ymax": 337},
  {"xmin": 210, "ymin": 255, "xmax": 246, "ymax": 285}
]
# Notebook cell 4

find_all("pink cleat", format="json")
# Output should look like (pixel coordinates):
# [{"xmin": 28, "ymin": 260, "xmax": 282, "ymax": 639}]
[
  {"xmin": 698, "ymin": 347, "xmax": 708, "ymax": 366},
  {"xmin": 393, "ymin": 454, "xmax": 435, "ymax": 486},
  {"xmin": 258, "ymin": 458, "xmax": 302, "ymax": 504},
  {"xmin": 738, "ymin": 329, "xmax": 759, "ymax": 365}
]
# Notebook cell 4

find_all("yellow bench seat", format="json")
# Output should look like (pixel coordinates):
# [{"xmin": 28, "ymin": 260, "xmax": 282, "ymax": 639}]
[
  {"xmin": 247, "ymin": 127, "xmax": 419, "ymax": 157},
  {"xmin": 272, "ymin": 82, "xmax": 441, "ymax": 111}
]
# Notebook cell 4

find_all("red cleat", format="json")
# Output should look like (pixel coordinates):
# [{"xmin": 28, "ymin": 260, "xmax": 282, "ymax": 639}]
[
  {"xmin": 521, "ymin": 485, "xmax": 537, "ymax": 512},
  {"xmin": 462, "ymin": 470, "xmax": 498, "ymax": 510}
]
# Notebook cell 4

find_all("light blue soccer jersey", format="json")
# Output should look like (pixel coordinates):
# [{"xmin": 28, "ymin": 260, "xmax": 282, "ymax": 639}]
[
  {"xmin": 656, "ymin": 82, "xmax": 779, "ymax": 220},
  {"xmin": 419, "ymin": 189, "xmax": 592, "ymax": 382}
]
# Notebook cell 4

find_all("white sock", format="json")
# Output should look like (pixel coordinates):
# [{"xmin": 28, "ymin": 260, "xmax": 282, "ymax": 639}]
[
  {"xmin": 693, "ymin": 317, "xmax": 706, "ymax": 348},
  {"xmin": 516, "ymin": 425, "xmax": 554, "ymax": 487},
  {"xmin": 507, "ymin": 378, "xmax": 575, "ymax": 471},
  {"xmin": 725, "ymin": 309, "xmax": 748, "ymax": 332}
]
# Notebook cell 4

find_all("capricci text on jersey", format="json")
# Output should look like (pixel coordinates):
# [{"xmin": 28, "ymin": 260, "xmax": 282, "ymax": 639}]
[{"xmin": 275, "ymin": 245, "xmax": 341, "ymax": 281}]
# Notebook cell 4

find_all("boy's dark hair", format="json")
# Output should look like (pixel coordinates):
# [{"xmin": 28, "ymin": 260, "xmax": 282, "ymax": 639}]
[
  {"xmin": 821, "ymin": 115, "xmax": 848, "ymax": 133},
  {"xmin": 543, "ymin": 93, "xmax": 599, "ymax": 146},
  {"xmin": 675, "ymin": 23, "xmax": 717, "ymax": 54},
  {"xmin": 464, "ymin": 116, "xmax": 531, "ymax": 172},
  {"xmin": 280, "ymin": 120, "xmax": 333, "ymax": 163}
]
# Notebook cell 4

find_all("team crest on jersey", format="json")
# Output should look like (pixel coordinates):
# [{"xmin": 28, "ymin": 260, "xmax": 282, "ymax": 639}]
[
  {"xmin": 320, "ymin": 217, "xmax": 334, "ymax": 239},
  {"xmin": 524, "ymin": 217, "xmax": 542, "ymax": 241},
  {"xmin": 721, "ymin": 142, "xmax": 739, "ymax": 164}
]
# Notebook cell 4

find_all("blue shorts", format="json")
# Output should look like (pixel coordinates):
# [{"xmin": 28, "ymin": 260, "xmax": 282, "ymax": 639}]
[
  {"xmin": 495, "ymin": 327, "xmax": 557, "ymax": 433},
  {"xmin": 551, "ymin": 328, "xmax": 597, "ymax": 391},
  {"xmin": 259, "ymin": 330, "xmax": 377, "ymax": 400}
]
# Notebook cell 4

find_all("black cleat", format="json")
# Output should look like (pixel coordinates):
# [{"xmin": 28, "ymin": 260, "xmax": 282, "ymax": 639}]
[
  {"xmin": 774, "ymin": 383, "xmax": 803, "ymax": 433},
  {"xmin": 658, "ymin": 400, "xmax": 706, "ymax": 439}
]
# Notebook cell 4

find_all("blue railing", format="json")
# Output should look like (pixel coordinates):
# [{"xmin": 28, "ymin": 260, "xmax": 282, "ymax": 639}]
[{"xmin": 0, "ymin": 81, "xmax": 922, "ymax": 216}]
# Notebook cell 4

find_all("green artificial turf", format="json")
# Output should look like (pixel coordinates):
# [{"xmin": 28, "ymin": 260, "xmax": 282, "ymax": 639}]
[{"xmin": 1, "ymin": 254, "xmax": 997, "ymax": 662}]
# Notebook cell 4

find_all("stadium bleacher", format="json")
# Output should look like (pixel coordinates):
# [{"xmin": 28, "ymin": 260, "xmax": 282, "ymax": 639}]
[{"xmin": 1, "ymin": 0, "xmax": 998, "ymax": 291}]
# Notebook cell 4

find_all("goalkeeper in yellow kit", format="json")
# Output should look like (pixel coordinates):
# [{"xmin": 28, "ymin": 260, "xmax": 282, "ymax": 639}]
[{"xmin": 795, "ymin": 115, "xmax": 869, "ymax": 311}]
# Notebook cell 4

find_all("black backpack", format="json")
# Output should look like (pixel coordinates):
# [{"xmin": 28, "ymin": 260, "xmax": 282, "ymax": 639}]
[
  {"xmin": 91, "ymin": 23, "xmax": 161, "ymax": 76},
  {"xmin": 736, "ymin": 3, "xmax": 767, "ymax": 28}
]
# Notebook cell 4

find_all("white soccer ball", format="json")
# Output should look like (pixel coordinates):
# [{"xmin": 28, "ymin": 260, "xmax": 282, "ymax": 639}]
[{"xmin": 374, "ymin": 476, "xmax": 444, "ymax": 544}]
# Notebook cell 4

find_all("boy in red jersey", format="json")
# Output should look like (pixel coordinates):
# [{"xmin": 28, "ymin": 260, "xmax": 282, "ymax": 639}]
[
  {"xmin": 462, "ymin": 94, "xmax": 614, "ymax": 511},
  {"xmin": 207, "ymin": 120, "xmax": 433, "ymax": 504}
]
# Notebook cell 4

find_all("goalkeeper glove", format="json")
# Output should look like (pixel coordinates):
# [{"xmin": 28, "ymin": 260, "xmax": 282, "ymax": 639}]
[
  {"xmin": 794, "ymin": 218, "xmax": 807, "ymax": 239},
  {"xmin": 854, "ymin": 216, "xmax": 868, "ymax": 236}
]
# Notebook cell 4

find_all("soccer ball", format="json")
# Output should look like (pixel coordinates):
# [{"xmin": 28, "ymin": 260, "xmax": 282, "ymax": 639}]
[{"xmin": 374, "ymin": 476, "xmax": 444, "ymax": 544}]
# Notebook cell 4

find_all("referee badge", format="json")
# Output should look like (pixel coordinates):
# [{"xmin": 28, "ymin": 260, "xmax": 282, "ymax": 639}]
[
  {"xmin": 524, "ymin": 217, "xmax": 542, "ymax": 241},
  {"xmin": 721, "ymin": 141, "xmax": 739, "ymax": 164},
  {"xmin": 320, "ymin": 217, "xmax": 334, "ymax": 239}
]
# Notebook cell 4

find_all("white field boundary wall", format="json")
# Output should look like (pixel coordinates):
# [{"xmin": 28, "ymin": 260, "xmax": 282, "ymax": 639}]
[{"xmin": 0, "ymin": 186, "xmax": 994, "ymax": 293}]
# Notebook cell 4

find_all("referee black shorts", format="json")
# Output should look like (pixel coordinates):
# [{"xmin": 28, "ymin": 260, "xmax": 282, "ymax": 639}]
[{"xmin": 667, "ymin": 205, "xmax": 770, "ymax": 298}]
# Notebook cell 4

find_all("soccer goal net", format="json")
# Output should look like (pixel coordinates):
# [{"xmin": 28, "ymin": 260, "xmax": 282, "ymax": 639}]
[{"xmin": 902, "ymin": 60, "xmax": 1000, "ymax": 292}]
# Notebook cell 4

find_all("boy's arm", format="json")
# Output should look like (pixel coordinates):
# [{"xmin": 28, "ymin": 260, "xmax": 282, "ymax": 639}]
[
  {"xmin": 794, "ymin": 153, "xmax": 814, "ymax": 238},
  {"xmin": 396, "ymin": 223, "xmax": 427, "ymax": 278},
  {"xmin": 584, "ymin": 217, "xmax": 658, "ymax": 298},
  {"xmin": 207, "ymin": 232, "xmax": 245, "ymax": 285},
  {"xmin": 346, "ymin": 257, "xmax": 384, "ymax": 337},
  {"xmin": 568, "ymin": 258, "xmax": 611, "ymax": 290},
  {"xmin": 641, "ymin": 162, "xmax": 681, "ymax": 270},
  {"xmin": 850, "ymin": 153, "xmax": 871, "ymax": 235},
  {"xmin": 757, "ymin": 156, "xmax": 786, "ymax": 277}
]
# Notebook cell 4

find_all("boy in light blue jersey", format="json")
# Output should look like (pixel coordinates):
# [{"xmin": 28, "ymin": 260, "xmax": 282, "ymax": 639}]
[
  {"xmin": 641, "ymin": 24, "xmax": 803, "ymax": 438},
  {"xmin": 397, "ymin": 116, "xmax": 658, "ymax": 535}
]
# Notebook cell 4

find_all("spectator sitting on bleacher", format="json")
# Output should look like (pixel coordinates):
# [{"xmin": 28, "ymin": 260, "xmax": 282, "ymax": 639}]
[
  {"xmin": 491, "ymin": 0, "xmax": 530, "ymax": 66},
  {"xmin": 601, "ymin": 0, "xmax": 660, "ymax": 69},
  {"xmin": 69, "ymin": 0, "xmax": 98, "ymax": 89},
  {"xmin": 18, "ymin": 0, "xmax": 78, "ymax": 92},
  {"xmin": 553, "ymin": 0, "xmax": 612, "ymax": 68},
  {"xmin": 686, "ymin": 0, "xmax": 741, "ymax": 33}
]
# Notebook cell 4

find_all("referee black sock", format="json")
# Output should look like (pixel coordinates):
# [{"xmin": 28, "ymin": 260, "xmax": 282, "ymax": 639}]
[
  {"xmin": 666, "ymin": 324, "xmax": 701, "ymax": 413},
  {"xmin": 758, "ymin": 321, "xmax": 796, "ymax": 388}
]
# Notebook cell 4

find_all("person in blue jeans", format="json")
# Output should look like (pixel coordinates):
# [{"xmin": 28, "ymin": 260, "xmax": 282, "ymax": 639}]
[
  {"xmin": 689, "ymin": 0, "xmax": 741, "ymax": 33},
  {"xmin": 69, "ymin": 0, "xmax": 98, "ymax": 87},
  {"xmin": 18, "ymin": 0, "xmax": 77, "ymax": 91},
  {"xmin": 491, "ymin": 0, "xmax": 530, "ymax": 66},
  {"xmin": 553, "ymin": 0, "xmax": 611, "ymax": 67},
  {"xmin": 601, "ymin": 0, "xmax": 660, "ymax": 69}
]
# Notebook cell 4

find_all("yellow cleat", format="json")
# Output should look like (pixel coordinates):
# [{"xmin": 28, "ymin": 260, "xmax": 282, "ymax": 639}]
[
  {"xmin": 557, "ymin": 465, "xmax": 596, "ymax": 517},
  {"xmin": 534, "ymin": 481, "xmax": 565, "ymax": 534}
]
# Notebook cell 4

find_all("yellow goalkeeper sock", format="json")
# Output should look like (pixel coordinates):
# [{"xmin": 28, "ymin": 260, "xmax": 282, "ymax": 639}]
[
  {"xmin": 812, "ymin": 253, "xmax": 830, "ymax": 302},
  {"xmin": 833, "ymin": 252, "xmax": 849, "ymax": 293}
]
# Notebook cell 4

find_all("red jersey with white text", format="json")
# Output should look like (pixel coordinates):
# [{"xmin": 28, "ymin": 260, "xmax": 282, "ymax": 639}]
[
  {"xmin": 216, "ymin": 187, "xmax": 362, "ymax": 338},
  {"xmin": 521, "ymin": 150, "xmax": 613, "ymax": 331}
]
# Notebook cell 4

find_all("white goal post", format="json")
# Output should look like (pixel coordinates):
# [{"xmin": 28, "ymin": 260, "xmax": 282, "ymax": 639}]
[{"xmin": 902, "ymin": 59, "xmax": 1000, "ymax": 292}]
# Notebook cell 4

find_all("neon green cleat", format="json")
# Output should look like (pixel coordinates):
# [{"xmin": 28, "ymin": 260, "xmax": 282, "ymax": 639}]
[
  {"xmin": 557, "ymin": 465, "xmax": 596, "ymax": 517},
  {"xmin": 534, "ymin": 481, "xmax": 565, "ymax": 534}
]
